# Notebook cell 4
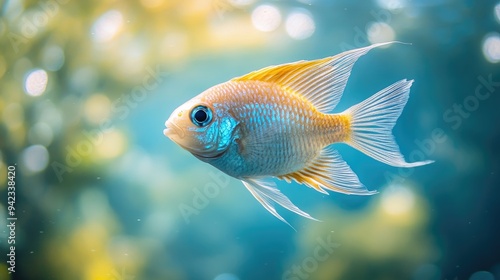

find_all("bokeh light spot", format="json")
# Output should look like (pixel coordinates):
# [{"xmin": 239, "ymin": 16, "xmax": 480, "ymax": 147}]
[
  {"xmin": 36, "ymin": 101, "xmax": 63, "ymax": 134},
  {"xmin": 285, "ymin": 10, "xmax": 315, "ymax": 40},
  {"xmin": 91, "ymin": 10, "xmax": 124, "ymax": 42},
  {"xmin": 3, "ymin": 103, "xmax": 24, "ymax": 129},
  {"xmin": 381, "ymin": 185, "xmax": 415, "ymax": 216},
  {"xmin": 84, "ymin": 94, "xmax": 112, "ymax": 124},
  {"xmin": 28, "ymin": 122, "xmax": 54, "ymax": 146},
  {"xmin": 161, "ymin": 32, "xmax": 189, "ymax": 60},
  {"xmin": 469, "ymin": 271, "xmax": 495, "ymax": 280},
  {"xmin": 21, "ymin": 145, "xmax": 49, "ymax": 173},
  {"xmin": 376, "ymin": 0, "xmax": 405, "ymax": 12},
  {"xmin": 482, "ymin": 33, "xmax": 500, "ymax": 63},
  {"xmin": 95, "ymin": 129, "xmax": 126, "ymax": 159},
  {"xmin": 42, "ymin": 45, "xmax": 65, "ymax": 71},
  {"xmin": 413, "ymin": 264, "xmax": 441, "ymax": 280},
  {"xmin": 0, "ymin": 55, "xmax": 6, "ymax": 79},
  {"xmin": 0, "ymin": 152, "xmax": 5, "ymax": 187},
  {"xmin": 229, "ymin": 0, "xmax": 255, "ymax": 7},
  {"xmin": 251, "ymin": 4, "xmax": 281, "ymax": 32},
  {"xmin": 140, "ymin": 0, "xmax": 165, "ymax": 9},
  {"xmin": 24, "ymin": 69, "xmax": 48, "ymax": 96},
  {"xmin": 70, "ymin": 66, "xmax": 98, "ymax": 93},
  {"xmin": 367, "ymin": 22, "xmax": 396, "ymax": 44},
  {"xmin": 495, "ymin": 2, "xmax": 500, "ymax": 23},
  {"xmin": 214, "ymin": 273, "xmax": 240, "ymax": 280}
]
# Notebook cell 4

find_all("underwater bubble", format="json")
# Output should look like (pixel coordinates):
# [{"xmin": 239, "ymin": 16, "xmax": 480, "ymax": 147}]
[
  {"xmin": 251, "ymin": 4, "xmax": 281, "ymax": 32},
  {"xmin": 285, "ymin": 9, "xmax": 315, "ymax": 40},
  {"xmin": 214, "ymin": 273, "xmax": 240, "ymax": 280},
  {"xmin": 367, "ymin": 22, "xmax": 396, "ymax": 44},
  {"xmin": 482, "ymin": 33, "xmax": 500, "ymax": 63},
  {"xmin": 21, "ymin": 145, "xmax": 49, "ymax": 173},
  {"xmin": 91, "ymin": 10, "xmax": 124, "ymax": 42},
  {"xmin": 469, "ymin": 271, "xmax": 495, "ymax": 280},
  {"xmin": 24, "ymin": 69, "xmax": 48, "ymax": 96}
]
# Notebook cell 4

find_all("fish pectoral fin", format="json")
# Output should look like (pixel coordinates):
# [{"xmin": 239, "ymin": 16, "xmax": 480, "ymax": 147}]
[
  {"xmin": 232, "ymin": 42, "xmax": 399, "ymax": 113},
  {"xmin": 241, "ymin": 178, "xmax": 319, "ymax": 226},
  {"xmin": 277, "ymin": 148, "xmax": 377, "ymax": 195}
]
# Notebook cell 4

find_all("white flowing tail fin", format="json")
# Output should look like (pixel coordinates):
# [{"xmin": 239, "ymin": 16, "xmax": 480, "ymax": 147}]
[{"xmin": 342, "ymin": 79, "xmax": 434, "ymax": 167}]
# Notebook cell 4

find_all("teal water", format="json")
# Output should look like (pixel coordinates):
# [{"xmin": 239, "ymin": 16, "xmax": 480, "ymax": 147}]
[{"xmin": 0, "ymin": 0, "xmax": 499, "ymax": 279}]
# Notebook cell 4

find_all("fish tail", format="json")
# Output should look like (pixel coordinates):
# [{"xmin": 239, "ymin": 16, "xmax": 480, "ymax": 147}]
[{"xmin": 341, "ymin": 79, "xmax": 434, "ymax": 167}]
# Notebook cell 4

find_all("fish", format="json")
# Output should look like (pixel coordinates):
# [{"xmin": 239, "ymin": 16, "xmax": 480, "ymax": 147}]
[{"xmin": 163, "ymin": 42, "xmax": 433, "ymax": 225}]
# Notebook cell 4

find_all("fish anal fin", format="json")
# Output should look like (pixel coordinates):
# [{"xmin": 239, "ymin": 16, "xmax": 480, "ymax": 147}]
[
  {"xmin": 241, "ymin": 178, "xmax": 318, "ymax": 227},
  {"xmin": 278, "ymin": 171, "xmax": 329, "ymax": 194},
  {"xmin": 277, "ymin": 148, "xmax": 377, "ymax": 195}
]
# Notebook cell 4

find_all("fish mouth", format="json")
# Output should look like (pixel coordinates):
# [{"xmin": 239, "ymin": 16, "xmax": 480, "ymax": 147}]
[
  {"xmin": 164, "ymin": 121, "xmax": 186, "ymax": 139},
  {"xmin": 164, "ymin": 118, "xmax": 231, "ymax": 160}
]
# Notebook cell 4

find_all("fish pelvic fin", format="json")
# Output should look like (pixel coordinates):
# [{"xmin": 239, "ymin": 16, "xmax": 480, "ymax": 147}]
[
  {"xmin": 277, "ymin": 147, "xmax": 377, "ymax": 195},
  {"xmin": 241, "ymin": 178, "xmax": 319, "ymax": 227},
  {"xmin": 232, "ymin": 42, "xmax": 398, "ymax": 113},
  {"xmin": 342, "ymin": 79, "xmax": 434, "ymax": 167}
]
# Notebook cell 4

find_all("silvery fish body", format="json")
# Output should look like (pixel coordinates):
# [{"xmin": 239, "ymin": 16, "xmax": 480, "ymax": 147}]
[
  {"xmin": 195, "ymin": 81, "xmax": 347, "ymax": 178},
  {"xmin": 164, "ymin": 42, "xmax": 433, "ymax": 225}
]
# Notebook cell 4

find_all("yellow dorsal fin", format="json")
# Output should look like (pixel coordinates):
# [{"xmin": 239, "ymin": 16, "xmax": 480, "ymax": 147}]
[
  {"xmin": 277, "ymin": 148, "xmax": 377, "ymax": 195},
  {"xmin": 232, "ymin": 42, "xmax": 397, "ymax": 113}
]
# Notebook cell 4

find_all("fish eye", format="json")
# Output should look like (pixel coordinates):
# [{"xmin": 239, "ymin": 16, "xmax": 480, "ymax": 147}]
[{"xmin": 190, "ymin": 105, "xmax": 212, "ymax": 127}]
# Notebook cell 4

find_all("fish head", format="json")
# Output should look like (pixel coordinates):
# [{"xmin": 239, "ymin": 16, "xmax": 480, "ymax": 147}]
[{"xmin": 164, "ymin": 93, "xmax": 238, "ymax": 159}]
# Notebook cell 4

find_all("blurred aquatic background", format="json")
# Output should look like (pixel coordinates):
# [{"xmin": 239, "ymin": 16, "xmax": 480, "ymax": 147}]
[{"xmin": 0, "ymin": 0, "xmax": 499, "ymax": 279}]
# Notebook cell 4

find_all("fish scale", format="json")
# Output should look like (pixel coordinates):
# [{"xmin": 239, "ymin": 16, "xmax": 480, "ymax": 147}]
[
  {"xmin": 206, "ymin": 79, "xmax": 359, "ymax": 177},
  {"xmin": 213, "ymin": 81, "xmax": 326, "ymax": 177}
]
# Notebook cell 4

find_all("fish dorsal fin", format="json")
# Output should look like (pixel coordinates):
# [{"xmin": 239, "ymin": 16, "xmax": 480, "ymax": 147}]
[
  {"xmin": 277, "ymin": 147, "xmax": 377, "ymax": 195},
  {"xmin": 241, "ymin": 178, "xmax": 319, "ymax": 227},
  {"xmin": 232, "ymin": 42, "xmax": 397, "ymax": 113}
]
